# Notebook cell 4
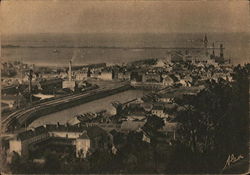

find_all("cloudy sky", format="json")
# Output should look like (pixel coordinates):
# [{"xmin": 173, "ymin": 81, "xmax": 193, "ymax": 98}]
[{"xmin": 1, "ymin": 0, "xmax": 249, "ymax": 34}]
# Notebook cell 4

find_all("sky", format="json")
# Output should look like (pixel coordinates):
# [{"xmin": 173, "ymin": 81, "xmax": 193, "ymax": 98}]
[{"xmin": 1, "ymin": 0, "xmax": 250, "ymax": 34}]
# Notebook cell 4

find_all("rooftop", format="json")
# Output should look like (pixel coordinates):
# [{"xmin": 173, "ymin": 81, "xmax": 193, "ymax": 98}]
[
  {"xmin": 17, "ymin": 124, "xmax": 88, "ymax": 141},
  {"xmin": 86, "ymin": 126, "xmax": 108, "ymax": 139},
  {"xmin": 78, "ymin": 131, "xmax": 89, "ymax": 139},
  {"xmin": 121, "ymin": 120, "xmax": 146, "ymax": 131}
]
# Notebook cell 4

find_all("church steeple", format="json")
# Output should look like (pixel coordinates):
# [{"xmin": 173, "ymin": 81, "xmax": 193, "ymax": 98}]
[
  {"xmin": 220, "ymin": 44, "xmax": 224, "ymax": 58},
  {"xmin": 204, "ymin": 34, "xmax": 208, "ymax": 45},
  {"xmin": 203, "ymin": 34, "xmax": 208, "ymax": 56},
  {"xmin": 212, "ymin": 42, "xmax": 215, "ymax": 56}
]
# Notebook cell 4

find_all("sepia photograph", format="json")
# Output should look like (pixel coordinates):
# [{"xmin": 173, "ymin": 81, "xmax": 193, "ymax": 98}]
[{"xmin": 0, "ymin": 0, "xmax": 249, "ymax": 174}]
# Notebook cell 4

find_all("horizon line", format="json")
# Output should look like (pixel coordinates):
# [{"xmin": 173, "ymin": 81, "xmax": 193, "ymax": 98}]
[{"xmin": 2, "ymin": 31, "xmax": 249, "ymax": 36}]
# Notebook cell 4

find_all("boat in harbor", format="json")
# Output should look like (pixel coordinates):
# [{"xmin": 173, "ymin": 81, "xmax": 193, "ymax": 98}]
[{"xmin": 53, "ymin": 49, "xmax": 59, "ymax": 53}]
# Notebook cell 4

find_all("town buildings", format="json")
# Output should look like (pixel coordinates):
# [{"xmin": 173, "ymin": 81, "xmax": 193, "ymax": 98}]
[
  {"xmin": 8, "ymin": 124, "xmax": 112, "ymax": 159},
  {"xmin": 2, "ymin": 35, "xmax": 237, "ymax": 170}
]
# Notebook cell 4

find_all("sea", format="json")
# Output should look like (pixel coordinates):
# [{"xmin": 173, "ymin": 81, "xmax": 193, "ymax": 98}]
[{"xmin": 1, "ymin": 33, "xmax": 249, "ymax": 66}]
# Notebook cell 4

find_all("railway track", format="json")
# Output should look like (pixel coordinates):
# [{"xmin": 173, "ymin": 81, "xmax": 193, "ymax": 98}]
[{"xmin": 2, "ymin": 82, "xmax": 130, "ymax": 133}]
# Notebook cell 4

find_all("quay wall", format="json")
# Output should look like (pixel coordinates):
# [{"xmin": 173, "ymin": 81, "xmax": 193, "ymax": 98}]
[
  {"xmin": 131, "ymin": 82, "xmax": 165, "ymax": 90},
  {"xmin": 20, "ymin": 84, "xmax": 132, "ymax": 127}
]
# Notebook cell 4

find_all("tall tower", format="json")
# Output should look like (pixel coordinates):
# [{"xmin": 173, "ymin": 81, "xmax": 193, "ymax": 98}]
[
  {"xmin": 68, "ymin": 60, "xmax": 72, "ymax": 81},
  {"xmin": 220, "ymin": 44, "xmax": 224, "ymax": 58},
  {"xmin": 63, "ymin": 59, "xmax": 76, "ymax": 91},
  {"xmin": 203, "ymin": 34, "xmax": 208, "ymax": 56},
  {"xmin": 212, "ymin": 42, "xmax": 215, "ymax": 56},
  {"xmin": 28, "ymin": 69, "xmax": 33, "ymax": 103}
]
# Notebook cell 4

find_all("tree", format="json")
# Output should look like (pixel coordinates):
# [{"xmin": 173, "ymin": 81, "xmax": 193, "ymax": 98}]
[
  {"xmin": 176, "ymin": 78, "xmax": 236, "ymax": 152},
  {"xmin": 89, "ymin": 150, "xmax": 113, "ymax": 173},
  {"xmin": 175, "ymin": 65, "xmax": 249, "ymax": 173},
  {"xmin": 9, "ymin": 152, "xmax": 21, "ymax": 173},
  {"xmin": 9, "ymin": 117, "xmax": 21, "ymax": 132},
  {"xmin": 143, "ymin": 114, "xmax": 164, "ymax": 132},
  {"xmin": 123, "ymin": 153, "xmax": 138, "ymax": 172},
  {"xmin": 228, "ymin": 65, "xmax": 249, "ymax": 155},
  {"xmin": 44, "ymin": 151, "xmax": 61, "ymax": 173}
]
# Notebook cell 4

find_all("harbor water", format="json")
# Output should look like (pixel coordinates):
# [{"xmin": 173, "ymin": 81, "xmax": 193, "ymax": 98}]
[
  {"xmin": 2, "ymin": 33, "xmax": 250, "ymax": 66},
  {"xmin": 29, "ymin": 90, "xmax": 147, "ymax": 128}
]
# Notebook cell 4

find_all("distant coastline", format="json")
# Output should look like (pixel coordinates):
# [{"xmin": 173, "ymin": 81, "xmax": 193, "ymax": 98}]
[
  {"xmin": 2, "ymin": 32, "xmax": 249, "ymax": 66},
  {"xmin": 2, "ymin": 44, "xmax": 20, "ymax": 48},
  {"xmin": 2, "ymin": 44, "xmax": 221, "ymax": 50}
]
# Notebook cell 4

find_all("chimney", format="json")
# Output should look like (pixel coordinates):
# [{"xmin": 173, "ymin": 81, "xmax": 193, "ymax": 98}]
[
  {"xmin": 28, "ymin": 69, "xmax": 33, "ymax": 103},
  {"xmin": 68, "ymin": 60, "xmax": 72, "ymax": 81}
]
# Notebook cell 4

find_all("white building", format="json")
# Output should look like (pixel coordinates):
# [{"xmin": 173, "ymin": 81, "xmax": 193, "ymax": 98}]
[
  {"xmin": 162, "ymin": 75, "xmax": 174, "ymax": 86},
  {"xmin": 8, "ymin": 125, "xmax": 111, "ymax": 160},
  {"xmin": 9, "ymin": 131, "xmax": 49, "ymax": 156},
  {"xmin": 76, "ymin": 132, "xmax": 91, "ymax": 158},
  {"xmin": 75, "ymin": 71, "xmax": 88, "ymax": 81},
  {"xmin": 62, "ymin": 80, "xmax": 76, "ymax": 91},
  {"xmin": 154, "ymin": 59, "xmax": 166, "ymax": 68},
  {"xmin": 98, "ymin": 71, "xmax": 113, "ymax": 80},
  {"xmin": 160, "ymin": 122, "xmax": 179, "ymax": 140},
  {"xmin": 151, "ymin": 106, "xmax": 168, "ymax": 118},
  {"xmin": 179, "ymin": 79, "xmax": 192, "ymax": 87},
  {"xmin": 117, "ymin": 71, "xmax": 131, "ymax": 81}
]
